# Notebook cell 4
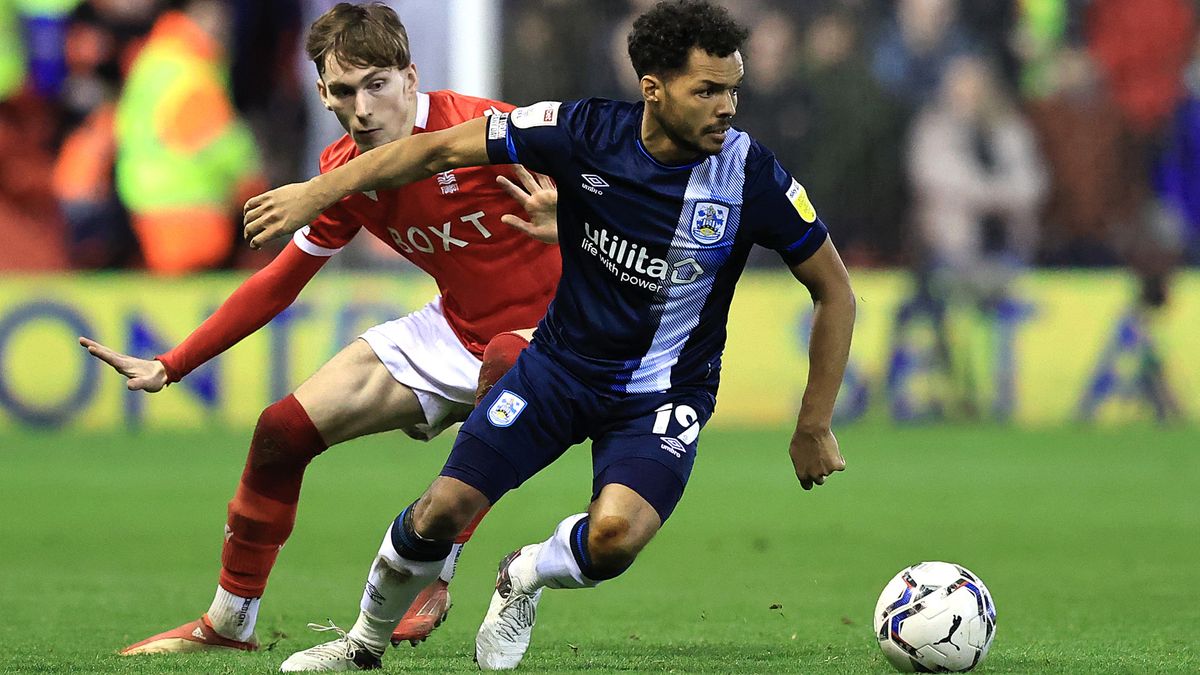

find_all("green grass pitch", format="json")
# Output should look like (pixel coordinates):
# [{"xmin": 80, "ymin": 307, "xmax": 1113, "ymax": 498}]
[{"xmin": 1, "ymin": 423, "xmax": 1196, "ymax": 673}]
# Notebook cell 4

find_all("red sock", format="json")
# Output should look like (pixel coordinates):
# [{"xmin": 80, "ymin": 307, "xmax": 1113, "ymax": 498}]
[
  {"xmin": 219, "ymin": 394, "xmax": 327, "ymax": 598},
  {"xmin": 455, "ymin": 507, "xmax": 489, "ymax": 544},
  {"xmin": 475, "ymin": 332, "xmax": 530, "ymax": 405}
]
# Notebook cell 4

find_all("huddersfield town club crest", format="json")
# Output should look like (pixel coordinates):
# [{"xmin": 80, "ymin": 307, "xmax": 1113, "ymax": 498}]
[
  {"xmin": 690, "ymin": 202, "xmax": 729, "ymax": 245},
  {"xmin": 487, "ymin": 390, "xmax": 527, "ymax": 427}
]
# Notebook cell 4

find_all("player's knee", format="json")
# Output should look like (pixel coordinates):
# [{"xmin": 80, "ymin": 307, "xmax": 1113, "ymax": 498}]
[
  {"xmin": 475, "ymin": 332, "xmax": 530, "ymax": 405},
  {"xmin": 413, "ymin": 481, "xmax": 488, "ymax": 540},
  {"xmin": 585, "ymin": 515, "xmax": 643, "ymax": 577},
  {"xmin": 247, "ymin": 396, "xmax": 327, "ymax": 473}
]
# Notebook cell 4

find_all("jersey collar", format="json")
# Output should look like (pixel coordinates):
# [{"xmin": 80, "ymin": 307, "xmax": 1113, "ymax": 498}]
[{"xmin": 414, "ymin": 91, "xmax": 430, "ymax": 130}]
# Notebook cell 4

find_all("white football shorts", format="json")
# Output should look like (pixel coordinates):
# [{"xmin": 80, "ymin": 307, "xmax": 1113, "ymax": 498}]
[{"xmin": 359, "ymin": 296, "xmax": 481, "ymax": 441}]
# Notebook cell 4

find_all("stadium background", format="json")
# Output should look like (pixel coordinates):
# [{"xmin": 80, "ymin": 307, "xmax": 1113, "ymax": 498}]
[{"xmin": 1, "ymin": 1, "xmax": 1197, "ymax": 673}]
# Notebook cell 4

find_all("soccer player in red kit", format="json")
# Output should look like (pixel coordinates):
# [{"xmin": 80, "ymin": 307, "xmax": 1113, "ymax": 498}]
[{"xmin": 78, "ymin": 3, "xmax": 561, "ymax": 655}]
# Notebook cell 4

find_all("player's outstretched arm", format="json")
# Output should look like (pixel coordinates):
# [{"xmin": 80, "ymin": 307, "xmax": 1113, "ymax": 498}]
[
  {"xmin": 787, "ymin": 238, "xmax": 855, "ymax": 490},
  {"xmin": 243, "ymin": 117, "xmax": 491, "ymax": 249},
  {"xmin": 81, "ymin": 244, "xmax": 327, "ymax": 390},
  {"xmin": 497, "ymin": 165, "xmax": 558, "ymax": 244},
  {"xmin": 79, "ymin": 338, "xmax": 169, "ymax": 392}
]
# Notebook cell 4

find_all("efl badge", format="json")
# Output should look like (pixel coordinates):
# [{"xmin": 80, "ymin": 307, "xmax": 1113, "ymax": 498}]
[
  {"xmin": 690, "ymin": 201, "xmax": 729, "ymax": 245},
  {"xmin": 510, "ymin": 101, "xmax": 561, "ymax": 129},
  {"xmin": 487, "ymin": 390, "xmax": 527, "ymax": 428},
  {"xmin": 786, "ymin": 178, "xmax": 817, "ymax": 223}
]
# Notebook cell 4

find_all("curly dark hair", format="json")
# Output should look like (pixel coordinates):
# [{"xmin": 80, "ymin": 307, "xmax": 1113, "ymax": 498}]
[{"xmin": 627, "ymin": 0, "xmax": 749, "ymax": 79}]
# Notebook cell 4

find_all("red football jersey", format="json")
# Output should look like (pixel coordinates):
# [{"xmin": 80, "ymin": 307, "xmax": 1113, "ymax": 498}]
[{"xmin": 294, "ymin": 90, "xmax": 562, "ymax": 357}]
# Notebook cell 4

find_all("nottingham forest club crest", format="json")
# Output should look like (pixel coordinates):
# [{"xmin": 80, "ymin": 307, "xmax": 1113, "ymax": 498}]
[
  {"xmin": 690, "ymin": 202, "xmax": 729, "ymax": 245},
  {"xmin": 487, "ymin": 390, "xmax": 527, "ymax": 428}
]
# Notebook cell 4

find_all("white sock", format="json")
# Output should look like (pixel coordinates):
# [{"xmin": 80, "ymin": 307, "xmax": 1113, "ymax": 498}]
[
  {"xmin": 347, "ymin": 522, "xmax": 445, "ymax": 651},
  {"xmin": 206, "ymin": 585, "xmax": 259, "ymax": 642},
  {"xmin": 348, "ymin": 610, "xmax": 397, "ymax": 654},
  {"xmin": 438, "ymin": 543, "xmax": 464, "ymax": 584},
  {"xmin": 533, "ymin": 513, "xmax": 599, "ymax": 590}
]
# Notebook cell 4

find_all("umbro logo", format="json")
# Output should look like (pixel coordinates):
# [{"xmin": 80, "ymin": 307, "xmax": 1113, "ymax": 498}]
[
  {"xmin": 660, "ymin": 436, "xmax": 687, "ymax": 458},
  {"xmin": 580, "ymin": 174, "xmax": 608, "ymax": 195},
  {"xmin": 364, "ymin": 581, "xmax": 386, "ymax": 604}
]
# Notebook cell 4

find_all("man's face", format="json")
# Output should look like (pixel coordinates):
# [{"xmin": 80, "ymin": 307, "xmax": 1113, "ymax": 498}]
[
  {"xmin": 318, "ymin": 54, "xmax": 417, "ymax": 151},
  {"xmin": 652, "ymin": 48, "xmax": 743, "ymax": 157}
]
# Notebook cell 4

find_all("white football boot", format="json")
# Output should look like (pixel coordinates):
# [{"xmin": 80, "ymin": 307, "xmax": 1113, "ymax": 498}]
[
  {"xmin": 279, "ymin": 621, "xmax": 383, "ymax": 672},
  {"xmin": 475, "ymin": 545, "xmax": 544, "ymax": 670}
]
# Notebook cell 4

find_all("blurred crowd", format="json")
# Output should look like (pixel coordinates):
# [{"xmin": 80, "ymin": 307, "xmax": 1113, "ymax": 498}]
[
  {"xmin": 0, "ymin": 0, "xmax": 304, "ymax": 272},
  {"xmin": 1, "ymin": 0, "xmax": 1199, "ymax": 281}
]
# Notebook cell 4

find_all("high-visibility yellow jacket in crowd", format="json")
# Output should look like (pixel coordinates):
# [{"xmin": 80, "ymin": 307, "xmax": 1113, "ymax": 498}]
[
  {"xmin": 115, "ymin": 10, "xmax": 264, "ymax": 274},
  {"xmin": 0, "ymin": 0, "xmax": 28, "ymax": 100}
]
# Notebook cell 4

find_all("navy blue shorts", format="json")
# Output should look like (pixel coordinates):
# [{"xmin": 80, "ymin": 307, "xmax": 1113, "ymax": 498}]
[{"xmin": 440, "ymin": 342, "xmax": 715, "ymax": 522}]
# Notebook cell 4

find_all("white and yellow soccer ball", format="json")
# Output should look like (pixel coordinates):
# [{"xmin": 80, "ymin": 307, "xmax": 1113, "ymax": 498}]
[{"xmin": 873, "ymin": 561, "xmax": 996, "ymax": 672}]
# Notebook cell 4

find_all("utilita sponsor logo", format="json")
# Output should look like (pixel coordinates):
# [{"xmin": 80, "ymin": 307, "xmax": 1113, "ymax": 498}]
[{"xmin": 581, "ymin": 222, "xmax": 703, "ymax": 292}]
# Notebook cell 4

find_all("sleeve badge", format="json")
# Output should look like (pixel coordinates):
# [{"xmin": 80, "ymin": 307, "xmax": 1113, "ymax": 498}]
[{"xmin": 785, "ymin": 178, "xmax": 817, "ymax": 223}]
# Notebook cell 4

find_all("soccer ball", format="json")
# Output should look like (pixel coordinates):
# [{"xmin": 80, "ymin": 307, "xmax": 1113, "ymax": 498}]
[{"xmin": 873, "ymin": 561, "xmax": 996, "ymax": 672}]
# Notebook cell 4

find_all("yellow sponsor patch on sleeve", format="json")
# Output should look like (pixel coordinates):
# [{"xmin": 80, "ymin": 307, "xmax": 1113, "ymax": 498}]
[{"xmin": 785, "ymin": 178, "xmax": 817, "ymax": 223}]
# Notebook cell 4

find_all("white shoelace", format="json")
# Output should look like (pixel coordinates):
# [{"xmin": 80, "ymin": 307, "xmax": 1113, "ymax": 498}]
[
  {"xmin": 494, "ymin": 595, "xmax": 537, "ymax": 643},
  {"xmin": 301, "ymin": 620, "xmax": 378, "ymax": 660}
]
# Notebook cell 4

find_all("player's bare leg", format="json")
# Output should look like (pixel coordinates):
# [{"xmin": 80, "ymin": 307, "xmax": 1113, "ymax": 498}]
[
  {"xmin": 281, "ymin": 477, "xmax": 489, "ymax": 671},
  {"xmin": 122, "ymin": 340, "xmax": 428, "ymax": 655},
  {"xmin": 388, "ymin": 328, "xmax": 532, "ymax": 647},
  {"xmin": 476, "ymin": 484, "xmax": 662, "ymax": 670}
]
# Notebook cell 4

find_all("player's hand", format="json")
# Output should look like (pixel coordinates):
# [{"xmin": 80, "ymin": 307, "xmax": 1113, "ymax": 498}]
[
  {"xmin": 497, "ymin": 166, "xmax": 558, "ymax": 244},
  {"xmin": 243, "ymin": 181, "xmax": 324, "ymax": 249},
  {"xmin": 788, "ymin": 425, "xmax": 845, "ymax": 490},
  {"xmin": 78, "ymin": 337, "xmax": 169, "ymax": 392}
]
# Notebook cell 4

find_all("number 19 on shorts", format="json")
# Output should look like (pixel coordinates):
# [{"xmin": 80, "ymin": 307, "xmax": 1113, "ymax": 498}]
[{"xmin": 652, "ymin": 403, "xmax": 700, "ymax": 444}]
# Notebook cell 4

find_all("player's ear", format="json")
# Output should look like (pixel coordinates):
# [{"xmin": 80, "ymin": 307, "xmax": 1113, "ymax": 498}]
[
  {"xmin": 402, "ymin": 63, "xmax": 419, "ymax": 93},
  {"xmin": 641, "ymin": 75, "xmax": 662, "ymax": 104},
  {"xmin": 316, "ymin": 78, "xmax": 331, "ymax": 109}
]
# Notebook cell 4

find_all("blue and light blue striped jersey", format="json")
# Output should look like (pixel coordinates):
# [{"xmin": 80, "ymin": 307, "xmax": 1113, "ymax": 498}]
[{"xmin": 485, "ymin": 98, "xmax": 828, "ymax": 394}]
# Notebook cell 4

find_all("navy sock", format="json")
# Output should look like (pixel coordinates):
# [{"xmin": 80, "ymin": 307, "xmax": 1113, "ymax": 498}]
[
  {"xmin": 390, "ymin": 503, "xmax": 454, "ymax": 562},
  {"xmin": 569, "ymin": 516, "xmax": 593, "ymax": 574},
  {"xmin": 569, "ymin": 516, "xmax": 629, "ymax": 581}
]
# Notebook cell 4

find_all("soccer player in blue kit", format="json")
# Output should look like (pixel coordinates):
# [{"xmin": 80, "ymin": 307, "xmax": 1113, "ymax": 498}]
[{"xmin": 243, "ymin": 1, "xmax": 855, "ymax": 670}]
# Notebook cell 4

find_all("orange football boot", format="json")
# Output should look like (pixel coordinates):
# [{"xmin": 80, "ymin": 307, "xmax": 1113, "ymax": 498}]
[
  {"xmin": 390, "ymin": 579, "xmax": 451, "ymax": 647},
  {"xmin": 120, "ymin": 614, "xmax": 258, "ymax": 655}
]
